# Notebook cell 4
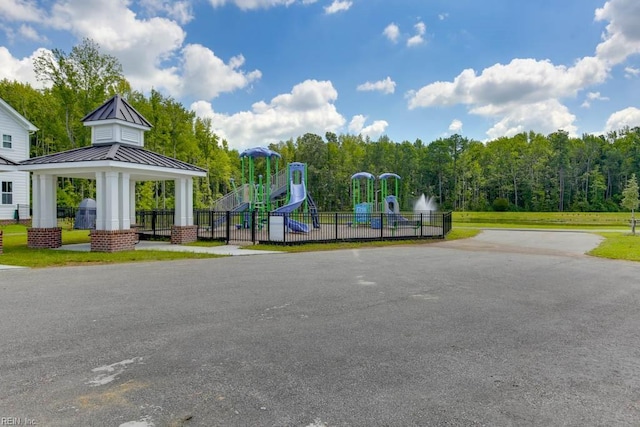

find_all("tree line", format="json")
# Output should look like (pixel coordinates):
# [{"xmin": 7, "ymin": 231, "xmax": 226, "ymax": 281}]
[{"xmin": 0, "ymin": 39, "xmax": 638, "ymax": 213}]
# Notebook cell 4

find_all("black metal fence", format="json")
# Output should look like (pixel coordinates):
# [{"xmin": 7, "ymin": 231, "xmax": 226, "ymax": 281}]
[{"xmin": 134, "ymin": 209, "xmax": 452, "ymax": 244}]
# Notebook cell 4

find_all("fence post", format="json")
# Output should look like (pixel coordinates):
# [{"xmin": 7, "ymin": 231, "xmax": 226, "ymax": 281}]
[
  {"xmin": 225, "ymin": 211, "xmax": 231, "ymax": 244},
  {"xmin": 151, "ymin": 210, "xmax": 157, "ymax": 237},
  {"xmin": 335, "ymin": 212, "xmax": 338, "ymax": 242},
  {"xmin": 209, "ymin": 211, "xmax": 214, "ymax": 239},
  {"xmin": 380, "ymin": 213, "xmax": 384, "ymax": 240},
  {"xmin": 420, "ymin": 213, "xmax": 423, "ymax": 237},
  {"xmin": 266, "ymin": 212, "xmax": 271, "ymax": 243},
  {"xmin": 251, "ymin": 209, "xmax": 257, "ymax": 244},
  {"xmin": 283, "ymin": 214, "xmax": 287, "ymax": 244}
]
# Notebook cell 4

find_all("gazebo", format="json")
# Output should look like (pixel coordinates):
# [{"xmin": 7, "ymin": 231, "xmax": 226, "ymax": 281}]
[{"xmin": 19, "ymin": 95, "xmax": 207, "ymax": 252}]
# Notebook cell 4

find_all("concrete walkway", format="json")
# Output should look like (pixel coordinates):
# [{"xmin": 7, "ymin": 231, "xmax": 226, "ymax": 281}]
[{"xmin": 56, "ymin": 240, "xmax": 283, "ymax": 256}]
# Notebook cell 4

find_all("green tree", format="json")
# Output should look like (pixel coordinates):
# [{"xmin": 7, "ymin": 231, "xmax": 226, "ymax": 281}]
[
  {"xmin": 33, "ymin": 38, "xmax": 126, "ymax": 148},
  {"xmin": 621, "ymin": 174, "xmax": 639, "ymax": 235}
]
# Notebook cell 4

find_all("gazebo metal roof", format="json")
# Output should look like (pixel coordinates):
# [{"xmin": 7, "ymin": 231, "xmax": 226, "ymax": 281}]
[
  {"xmin": 81, "ymin": 94, "xmax": 152, "ymax": 128},
  {"xmin": 20, "ymin": 143, "xmax": 204, "ymax": 172}
]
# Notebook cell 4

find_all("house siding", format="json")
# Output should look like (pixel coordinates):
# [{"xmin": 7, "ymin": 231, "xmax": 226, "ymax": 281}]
[{"xmin": 0, "ymin": 102, "xmax": 31, "ymax": 221}]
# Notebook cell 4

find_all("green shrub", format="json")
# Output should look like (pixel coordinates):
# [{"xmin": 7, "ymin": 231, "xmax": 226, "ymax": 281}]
[{"xmin": 492, "ymin": 197, "xmax": 509, "ymax": 212}]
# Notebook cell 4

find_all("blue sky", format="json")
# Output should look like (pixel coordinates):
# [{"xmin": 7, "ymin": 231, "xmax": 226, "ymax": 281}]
[{"xmin": 1, "ymin": 0, "xmax": 640, "ymax": 150}]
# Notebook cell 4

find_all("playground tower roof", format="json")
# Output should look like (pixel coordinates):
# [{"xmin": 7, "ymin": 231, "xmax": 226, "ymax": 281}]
[
  {"xmin": 240, "ymin": 147, "xmax": 281, "ymax": 158},
  {"xmin": 351, "ymin": 172, "xmax": 375, "ymax": 180},
  {"xmin": 379, "ymin": 173, "xmax": 401, "ymax": 180}
]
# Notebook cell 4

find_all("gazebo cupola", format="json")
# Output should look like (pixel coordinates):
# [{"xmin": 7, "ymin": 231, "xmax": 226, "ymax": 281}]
[{"xmin": 83, "ymin": 94, "xmax": 152, "ymax": 147}]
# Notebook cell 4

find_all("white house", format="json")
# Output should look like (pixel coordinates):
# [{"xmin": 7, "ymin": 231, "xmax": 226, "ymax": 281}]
[{"xmin": 0, "ymin": 98, "xmax": 37, "ymax": 223}]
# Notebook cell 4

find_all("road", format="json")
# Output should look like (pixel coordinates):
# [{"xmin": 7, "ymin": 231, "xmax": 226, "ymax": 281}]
[{"xmin": 1, "ymin": 230, "xmax": 639, "ymax": 426}]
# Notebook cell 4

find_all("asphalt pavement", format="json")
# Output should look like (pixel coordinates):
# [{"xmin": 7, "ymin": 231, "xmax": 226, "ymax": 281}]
[{"xmin": 1, "ymin": 230, "xmax": 639, "ymax": 426}]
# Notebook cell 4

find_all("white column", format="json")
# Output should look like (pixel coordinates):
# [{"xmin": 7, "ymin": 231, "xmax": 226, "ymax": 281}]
[
  {"xmin": 31, "ymin": 173, "xmax": 41, "ymax": 228},
  {"xmin": 104, "ymin": 171, "xmax": 120, "ymax": 230},
  {"xmin": 119, "ymin": 172, "xmax": 130, "ymax": 229},
  {"xmin": 175, "ymin": 178, "xmax": 187, "ymax": 226},
  {"xmin": 129, "ymin": 180, "xmax": 136, "ymax": 226},
  {"xmin": 95, "ymin": 172, "xmax": 105, "ymax": 230},
  {"xmin": 187, "ymin": 178, "xmax": 194, "ymax": 226},
  {"xmin": 33, "ymin": 174, "xmax": 56, "ymax": 228}
]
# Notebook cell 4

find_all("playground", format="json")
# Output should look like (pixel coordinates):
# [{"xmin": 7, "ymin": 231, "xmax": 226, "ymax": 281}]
[{"xmin": 143, "ymin": 147, "xmax": 451, "ymax": 244}]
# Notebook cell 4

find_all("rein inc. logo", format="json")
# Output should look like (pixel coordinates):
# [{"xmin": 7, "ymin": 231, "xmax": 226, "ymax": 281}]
[{"xmin": 1, "ymin": 417, "xmax": 37, "ymax": 425}]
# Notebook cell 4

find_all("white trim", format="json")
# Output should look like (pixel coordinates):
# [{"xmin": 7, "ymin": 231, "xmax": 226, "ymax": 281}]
[
  {"xmin": 0, "ymin": 98, "xmax": 38, "ymax": 132},
  {"xmin": 83, "ymin": 118, "xmax": 150, "ymax": 131},
  {"xmin": 18, "ymin": 160, "xmax": 206, "ymax": 179}
]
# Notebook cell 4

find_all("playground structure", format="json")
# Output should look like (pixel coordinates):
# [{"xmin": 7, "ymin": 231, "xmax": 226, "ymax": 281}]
[
  {"xmin": 211, "ymin": 147, "xmax": 319, "ymax": 232},
  {"xmin": 140, "ymin": 164, "xmax": 449, "ymax": 244},
  {"xmin": 351, "ymin": 172, "xmax": 431, "ymax": 228}
]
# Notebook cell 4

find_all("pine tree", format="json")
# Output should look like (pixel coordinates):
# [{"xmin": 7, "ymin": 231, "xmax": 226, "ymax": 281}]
[{"xmin": 621, "ymin": 174, "xmax": 639, "ymax": 235}]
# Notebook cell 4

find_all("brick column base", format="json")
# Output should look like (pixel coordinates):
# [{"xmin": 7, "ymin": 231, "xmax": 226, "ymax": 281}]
[
  {"xmin": 28, "ymin": 227, "xmax": 62, "ymax": 249},
  {"xmin": 0, "ymin": 230, "xmax": 3, "ymax": 254},
  {"xmin": 171, "ymin": 225, "xmax": 198, "ymax": 244},
  {"xmin": 90, "ymin": 229, "xmax": 137, "ymax": 252}
]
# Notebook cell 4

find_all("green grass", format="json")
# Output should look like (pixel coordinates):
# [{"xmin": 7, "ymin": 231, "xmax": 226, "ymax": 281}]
[
  {"xmin": 0, "ymin": 225, "xmax": 222, "ymax": 268},
  {"xmin": 3, "ymin": 214, "xmax": 638, "ymax": 265},
  {"xmin": 454, "ymin": 211, "xmax": 630, "ymax": 228},
  {"xmin": 588, "ymin": 232, "xmax": 640, "ymax": 261}
]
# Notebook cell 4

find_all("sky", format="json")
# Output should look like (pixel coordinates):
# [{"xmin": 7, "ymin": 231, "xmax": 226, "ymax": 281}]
[{"xmin": 1, "ymin": 0, "xmax": 640, "ymax": 151}]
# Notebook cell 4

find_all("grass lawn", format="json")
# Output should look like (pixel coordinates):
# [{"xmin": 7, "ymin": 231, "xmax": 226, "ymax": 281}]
[
  {"xmin": 2, "ymin": 214, "xmax": 639, "ymax": 266},
  {"xmin": 0, "ymin": 224, "xmax": 222, "ymax": 268},
  {"xmin": 454, "ymin": 211, "xmax": 630, "ymax": 229},
  {"xmin": 588, "ymin": 232, "xmax": 640, "ymax": 261}
]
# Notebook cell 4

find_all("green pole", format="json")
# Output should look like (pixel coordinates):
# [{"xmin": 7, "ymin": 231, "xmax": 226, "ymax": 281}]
[
  {"xmin": 266, "ymin": 156, "xmax": 271, "ymax": 212},
  {"xmin": 249, "ymin": 157, "xmax": 255, "ymax": 210}
]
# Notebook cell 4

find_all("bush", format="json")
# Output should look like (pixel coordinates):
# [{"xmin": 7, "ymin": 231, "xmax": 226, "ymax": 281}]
[{"xmin": 492, "ymin": 197, "xmax": 509, "ymax": 212}]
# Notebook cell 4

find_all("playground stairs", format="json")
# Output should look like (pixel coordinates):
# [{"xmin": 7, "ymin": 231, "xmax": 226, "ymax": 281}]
[
  {"xmin": 212, "ymin": 184, "xmax": 250, "ymax": 211},
  {"xmin": 211, "ymin": 169, "xmax": 289, "ymax": 211}
]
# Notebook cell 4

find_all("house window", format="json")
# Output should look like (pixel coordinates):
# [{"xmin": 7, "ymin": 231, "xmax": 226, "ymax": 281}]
[
  {"xmin": 1, "ymin": 181, "xmax": 12, "ymax": 205},
  {"xmin": 2, "ymin": 134, "xmax": 11, "ymax": 149}
]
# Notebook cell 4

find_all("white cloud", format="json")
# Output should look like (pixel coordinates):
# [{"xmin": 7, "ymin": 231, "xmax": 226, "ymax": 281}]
[
  {"xmin": 604, "ymin": 107, "xmax": 640, "ymax": 132},
  {"xmin": 438, "ymin": 13, "xmax": 449, "ymax": 21},
  {"xmin": 407, "ymin": 22, "xmax": 426, "ymax": 47},
  {"xmin": 180, "ymin": 44, "xmax": 261, "ymax": 99},
  {"xmin": 45, "ymin": 0, "xmax": 185, "ymax": 93},
  {"xmin": 407, "ymin": 35, "xmax": 424, "ymax": 47},
  {"xmin": 324, "ymin": 0, "xmax": 352, "ymax": 14},
  {"xmin": 407, "ymin": 56, "xmax": 608, "ymax": 138},
  {"xmin": 581, "ymin": 91, "xmax": 609, "ymax": 108},
  {"xmin": 191, "ymin": 80, "xmax": 346, "ymax": 150},
  {"xmin": 348, "ymin": 115, "xmax": 388, "ymax": 139},
  {"xmin": 383, "ymin": 23, "xmax": 400, "ymax": 43},
  {"xmin": 448, "ymin": 119, "xmax": 463, "ymax": 133},
  {"xmin": 485, "ymin": 100, "xmax": 577, "ymax": 140},
  {"xmin": 595, "ymin": 0, "xmax": 640, "ymax": 65},
  {"xmin": 2, "ymin": 0, "xmax": 258, "ymax": 102},
  {"xmin": 356, "ymin": 77, "xmax": 396, "ymax": 94},
  {"xmin": 17, "ymin": 24, "xmax": 47, "ymax": 42},
  {"xmin": 139, "ymin": 0, "xmax": 193, "ymax": 24},
  {"xmin": 408, "ymin": 58, "xmax": 608, "ymax": 109},
  {"xmin": 0, "ymin": 47, "xmax": 46, "ymax": 88},
  {"xmin": 0, "ymin": 0, "xmax": 45, "ymax": 22},
  {"xmin": 208, "ymin": 0, "xmax": 298, "ymax": 9},
  {"xmin": 625, "ymin": 66, "xmax": 640, "ymax": 78}
]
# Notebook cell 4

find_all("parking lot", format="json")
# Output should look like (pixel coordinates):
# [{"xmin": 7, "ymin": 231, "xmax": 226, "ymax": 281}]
[{"xmin": 1, "ymin": 230, "xmax": 639, "ymax": 426}]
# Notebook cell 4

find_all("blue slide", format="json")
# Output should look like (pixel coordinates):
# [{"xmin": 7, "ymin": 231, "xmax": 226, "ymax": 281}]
[
  {"xmin": 273, "ymin": 181, "xmax": 309, "ymax": 233},
  {"xmin": 273, "ymin": 163, "xmax": 310, "ymax": 233}
]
